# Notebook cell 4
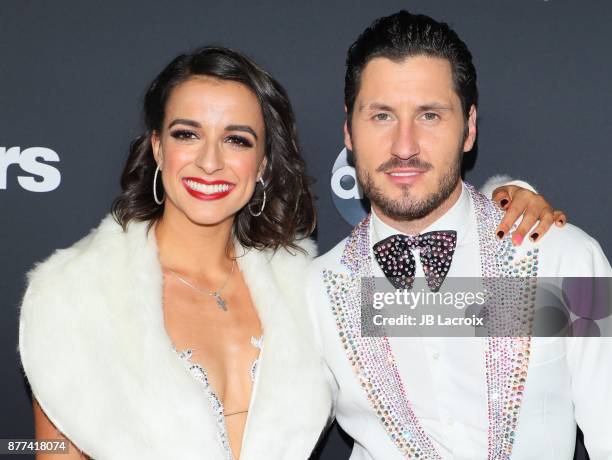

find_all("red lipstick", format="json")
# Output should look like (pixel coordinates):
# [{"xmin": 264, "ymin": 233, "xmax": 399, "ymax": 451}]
[{"xmin": 181, "ymin": 177, "xmax": 235, "ymax": 201}]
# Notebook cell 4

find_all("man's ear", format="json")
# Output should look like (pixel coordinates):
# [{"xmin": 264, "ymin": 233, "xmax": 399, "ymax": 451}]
[
  {"xmin": 151, "ymin": 131, "xmax": 162, "ymax": 166},
  {"xmin": 344, "ymin": 105, "xmax": 354, "ymax": 152},
  {"xmin": 463, "ymin": 105, "xmax": 477, "ymax": 152}
]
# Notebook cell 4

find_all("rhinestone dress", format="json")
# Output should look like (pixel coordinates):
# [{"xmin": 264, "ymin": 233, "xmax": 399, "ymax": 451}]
[{"xmin": 175, "ymin": 335, "xmax": 264, "ymax": 460}]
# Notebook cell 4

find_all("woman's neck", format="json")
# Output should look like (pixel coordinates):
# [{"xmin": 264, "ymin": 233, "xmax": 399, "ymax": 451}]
[{"xmin": 155, "ymin": 204, "xmax": 235, "ymax": 276}]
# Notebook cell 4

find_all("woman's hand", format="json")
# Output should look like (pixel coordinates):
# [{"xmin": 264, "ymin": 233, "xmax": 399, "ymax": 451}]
[{"xmin": 492, "ymin": 185, "xmax": 567, "ymax": 245}]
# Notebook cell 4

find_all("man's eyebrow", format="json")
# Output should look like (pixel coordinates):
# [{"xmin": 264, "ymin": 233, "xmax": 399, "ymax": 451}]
[
  {"xmin": 418, "ymin": 103, "xmax": 453, "ymax": 111},
  {"xmin": 358, "ymin": 102, "xmax": 453, "ymax": 112},
  {"xmin": 358, "ymin": 102, "xmax": 394, "ymax": 112}
]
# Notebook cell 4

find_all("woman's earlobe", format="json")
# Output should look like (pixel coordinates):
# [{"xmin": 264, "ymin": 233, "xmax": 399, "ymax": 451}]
[
  {"xmin": 151, "ymin": 132, "xmax": 163, "ymax": 164},
  {"xmin": 258, "ymin": 158, "xmax": 268, "ymax": 181},
  {"xmin": 153, "ymin": 142, "xmax": 164, "ymax": 168}
]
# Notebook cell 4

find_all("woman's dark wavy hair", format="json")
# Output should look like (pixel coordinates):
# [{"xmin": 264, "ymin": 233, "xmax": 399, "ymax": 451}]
[{"xmin": 111, "ymin": 46, "xmax": 315, "ymax": 252}]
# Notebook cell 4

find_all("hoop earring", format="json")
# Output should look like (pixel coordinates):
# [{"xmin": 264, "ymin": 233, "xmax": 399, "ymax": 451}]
[
  {"xmin": 248, "ymin": 177, "xmax": 266, "ymax": 217},
  {"xmin": 153, "ymin": 162, "xmax": 164, "ymax": 205}
]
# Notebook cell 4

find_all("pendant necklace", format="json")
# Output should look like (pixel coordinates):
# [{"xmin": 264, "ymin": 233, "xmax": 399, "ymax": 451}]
[{"xmin": 167, "ymin": 259, "xmax": 236, "ymax": 311}]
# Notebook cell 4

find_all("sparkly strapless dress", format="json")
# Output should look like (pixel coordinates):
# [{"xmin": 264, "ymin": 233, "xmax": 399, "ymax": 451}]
[{"xmin": 175, "ymin": 335, "xmax": 264, "ymax": 460}]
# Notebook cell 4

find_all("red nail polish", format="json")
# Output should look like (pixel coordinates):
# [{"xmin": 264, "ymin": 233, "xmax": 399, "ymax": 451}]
[
  {"xmin": 497, "ymin": 230, "xmax": 504, "ymax": 239},
  {"xmin": 500, "ymin": 199, "xmax": 509, "ymax": 208}
]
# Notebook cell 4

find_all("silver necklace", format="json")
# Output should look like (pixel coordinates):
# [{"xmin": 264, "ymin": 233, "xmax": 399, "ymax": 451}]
[{"xmin": 167, "ymin": 260, "xmax": 236, "ymax": 311}]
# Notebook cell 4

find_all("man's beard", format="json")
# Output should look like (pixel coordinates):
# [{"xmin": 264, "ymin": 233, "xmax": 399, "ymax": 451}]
[{"xmin": 356, "ymin": 151, "xmax": 462, "ymax": 221}]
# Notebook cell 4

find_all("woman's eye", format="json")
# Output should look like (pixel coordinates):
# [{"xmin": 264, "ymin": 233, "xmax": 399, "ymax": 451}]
[
  {"xmin": 170, "ymin": 129, "xmax": 198, "ymax": 140},
  {"xmin": 225, "ymin": 135, "xmax": 253, "ymax": 148}
]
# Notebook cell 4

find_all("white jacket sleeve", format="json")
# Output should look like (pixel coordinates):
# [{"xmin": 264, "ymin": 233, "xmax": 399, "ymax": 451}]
[
  {"xmin": 565, "ymin": 239, "xmax": 612, "ymax": 459},
  {"xmin": 480, "ymin": 174, "xmax": 537, "ymax": 199}
]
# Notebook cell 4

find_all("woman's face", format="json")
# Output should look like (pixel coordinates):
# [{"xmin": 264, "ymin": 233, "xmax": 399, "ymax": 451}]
[{"xmin": 152, "ymin": 76, "xmax": 266, "ymax": 227}]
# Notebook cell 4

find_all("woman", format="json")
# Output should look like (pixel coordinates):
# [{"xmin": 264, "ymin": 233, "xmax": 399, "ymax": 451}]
[{"xmin": 18, "ymin": 46, "xmax": 564, "ymax": 460}]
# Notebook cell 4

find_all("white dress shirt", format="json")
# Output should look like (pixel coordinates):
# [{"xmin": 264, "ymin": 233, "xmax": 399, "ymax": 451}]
[{"xmin": 308, "ymin": 182, "xmax": 612, "ymax": 460}]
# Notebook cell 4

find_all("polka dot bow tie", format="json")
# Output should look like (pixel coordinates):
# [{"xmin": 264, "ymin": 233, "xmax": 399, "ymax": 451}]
[{"xmin": 373, "ymin": 231, "xmax": 458, "ymax": 292}]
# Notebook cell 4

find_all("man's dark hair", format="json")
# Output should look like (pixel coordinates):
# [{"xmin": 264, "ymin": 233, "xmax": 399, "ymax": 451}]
[{"xmin": 345, "ymin": 10, "xmax": 478, "ymax": 124}]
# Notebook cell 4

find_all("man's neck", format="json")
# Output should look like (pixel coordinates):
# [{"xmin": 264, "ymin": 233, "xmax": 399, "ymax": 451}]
[{"xmin": 372, "ymin": 181, "xmax": 463, "ymax": 235}]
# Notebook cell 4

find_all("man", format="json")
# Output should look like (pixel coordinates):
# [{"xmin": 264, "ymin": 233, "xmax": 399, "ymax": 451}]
[{"xmin": 307, "ymin": 10, "xmax": 612, "ymax": 459}]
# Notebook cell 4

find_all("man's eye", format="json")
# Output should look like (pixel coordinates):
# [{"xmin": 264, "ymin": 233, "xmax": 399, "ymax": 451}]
[
  {"xmin": 374, "ymin": 113, "xmax": 392, "ymax": 121},
  {"xmin": 170, "ymin": 130, "xmax": 198, "ymax": 140},
  {"xmin": 225, "ymin": 135, "xmax": 253, "ymax": 148},
  {"xmin": 422, "ymin": 112, "xmax": 440, "ymax": 121}
]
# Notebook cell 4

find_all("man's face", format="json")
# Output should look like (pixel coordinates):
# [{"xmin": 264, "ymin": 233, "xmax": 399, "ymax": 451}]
[{"xmin": 346, "ymin": 55, "xmax": 477, "ymax": 221}]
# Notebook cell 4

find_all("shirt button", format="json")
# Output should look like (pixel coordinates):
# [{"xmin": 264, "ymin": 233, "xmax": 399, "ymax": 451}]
[{"xmin": 432, "ymin": 351, "xmax": 440, "ymax": 360}]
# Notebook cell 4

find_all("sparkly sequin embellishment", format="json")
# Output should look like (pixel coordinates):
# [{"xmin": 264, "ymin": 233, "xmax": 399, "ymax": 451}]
[
  {"xmin": 249, "ymin": 335, "xmax": 264, "ymax": 383},
  {"xmin": 326, "ymin": 216, "xmax": 441, "ymax": 459},
  {"xmin": 175, "ymin": 335, "xmax": 264, "ymax": 460},
  {"xmin": 467, "ymin": 183, "xmax": 538, "ymax": 460},
  {"xmin": 323, "ymin": 183, "xmax": 538, "ymax": 459},
  {"xmin": 177, "ymin": 348, "xmax": 233, "ymax": 459},
  {"xmin": 373, "ymin": 230, "xmax": 457, "ymax": 292}
]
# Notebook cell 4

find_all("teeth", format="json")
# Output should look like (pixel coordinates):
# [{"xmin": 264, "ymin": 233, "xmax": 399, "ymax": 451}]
[
  {"xmin": 185, "ymin": 179, "xmax": 231, "ymax": 194},
  {"xmin": 390, "ymin": 172, "xmax": 419, "ymax": 177}
]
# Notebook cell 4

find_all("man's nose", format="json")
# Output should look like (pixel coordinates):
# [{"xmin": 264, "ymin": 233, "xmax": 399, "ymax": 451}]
[{"xmin": 391, "ymin": 120, "xmax": 420, "ymax": 159}]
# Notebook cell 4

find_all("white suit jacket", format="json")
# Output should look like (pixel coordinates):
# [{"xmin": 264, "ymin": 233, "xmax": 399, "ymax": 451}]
[{"xmin": 307, "ymin": 182, "xmax": 612, "ymax": 459}]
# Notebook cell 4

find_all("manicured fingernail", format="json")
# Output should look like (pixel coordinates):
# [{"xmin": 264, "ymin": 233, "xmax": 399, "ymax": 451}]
[
  {"xmin": 500, "ymin": 199, "xmax": 509, "ymax": 208},
  {"xmin": 530, "ymin": 232, "xmax": 539, "ymax": 242},
  {"xmin": 497, "ymin": 230, "xmax": 505, "ymax": 239},
  {"xmin": 513, "ymin": 234, "xmax": 524, "ymax": 245}
]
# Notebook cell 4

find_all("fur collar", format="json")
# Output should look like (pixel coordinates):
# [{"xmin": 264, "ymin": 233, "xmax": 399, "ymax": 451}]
[{"xmin": 19, "ymin": 215, "xmax": 332, "ymax": 459}]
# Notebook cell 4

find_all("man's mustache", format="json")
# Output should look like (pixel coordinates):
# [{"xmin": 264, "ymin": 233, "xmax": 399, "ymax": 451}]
[{"xmin": 375, "ymin": 157, "xmax": 433, "ymax": 173}]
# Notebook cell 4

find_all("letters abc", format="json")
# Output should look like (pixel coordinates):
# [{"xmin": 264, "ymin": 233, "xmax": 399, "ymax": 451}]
[{"xmin": 330, "ymin": 147, "xmax": 368, "ymax": 226}]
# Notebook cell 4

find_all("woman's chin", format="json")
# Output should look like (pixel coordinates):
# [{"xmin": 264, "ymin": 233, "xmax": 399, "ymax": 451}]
[
  {"xmin": 162, "ymin": 193, "xmax": 248, "ymax": 228},
  {"xmin": 181, "ymin": 208, "xmax": 239, "ymax": 228}
]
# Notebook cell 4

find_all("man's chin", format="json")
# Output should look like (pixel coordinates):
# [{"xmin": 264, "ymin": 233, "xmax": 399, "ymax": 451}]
[
  {"xmin": 375, "ymin": 182, "xmax": 430, "ymax": 202},
  {"xmin": 369, "ymin": 184, "xmax": 456, "ymax": 220}
]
